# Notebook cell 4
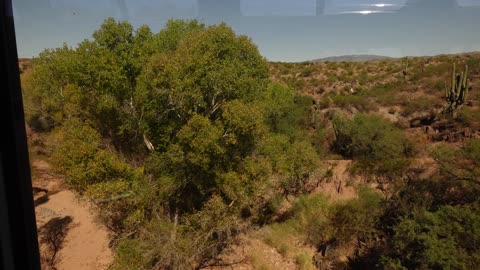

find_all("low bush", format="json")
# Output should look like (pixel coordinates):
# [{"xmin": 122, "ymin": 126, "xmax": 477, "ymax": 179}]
[
  {"xmin": 331, "ymin": 95, "xmax": 377, "ymax": 112},
  {"xmin": 456, "ymin": 106, "xmax": 480, "ymax": 130},
  {"xmin": 431, "ymin": 139, "xmax": 480, "ymax": 183},
  {"xmin": 262, "ymin": 186, "xmax": 383, "ymax": 269},
  {"xmin": 401, "ymin": 96, "xmax": 437, "ymax": 116},
  {"xmin": 332, "ymin": 114, "xmax": 415, "ymax": 176},
  {"xmin": 112, "ymin": 195, "xmax": 240, "ymax": 269},
  {"xmin": 51, "ymin": 118, "xmax": 137, "ymax": 192}
]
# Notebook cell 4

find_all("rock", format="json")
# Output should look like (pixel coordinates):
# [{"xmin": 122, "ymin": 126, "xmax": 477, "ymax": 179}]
[{"xmin": 37, "ymin": 207, "xmax": 58, "ymax": 219}]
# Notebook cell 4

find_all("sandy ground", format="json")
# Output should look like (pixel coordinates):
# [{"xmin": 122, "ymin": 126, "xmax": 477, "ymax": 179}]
[
  {"xmin": 32, "ymin": 160, "xmax": 113, "ymax": 270},
  {"xmin": 205, "ymin": 235, "xmax": 298, "ymax": 270},
  {"xmin": 316, "ymin": 160, "xmax": 358, "ymax": 201}
]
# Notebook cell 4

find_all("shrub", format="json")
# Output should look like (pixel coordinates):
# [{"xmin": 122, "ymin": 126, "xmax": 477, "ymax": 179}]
[
  {"xmin": 117, "ymin": 195, "xmax": 239, "ymax": 269},
  {"xmin": 332, "ymin": 114, "xmax": 415, "ymax": 176},
  {"xmin": 280, "ymin": 141, "xmax": 321, "ymax": 196},
  {"xmin": 331, "ymin": 95, "xmax": 377, "ymax": 112},
  {"xmin": 401, "ymin": 96, "xmax": 437, "ymax": 116},
  {"xmin": 292, "ymin": 194, "xmax": 333, "ymax": 245},
  {"xmin": 51, "ymin": 118, "xmax": 137, "ymax": 192},
  {"xmin": 291, "ymin": 187, "xmax": 383, "ymax": 249},
  {"xmin": 357, "ymin": 83, "xmax": 398, "ymax": 105},
  {"xmin": 301, "ymin": 66, "xmax": 315, "ymax": 77},
  {"xmin": 456, "ymin": 107, "xmax": 480, "ymax": 130},
  {"xmin": 296, "ymin": 252, "xmax": 316, "ymax": 270},
  {"xmin": 258, "ymin": 136, "xmax": 321, "ymax": 196},
  {"xmin": 111, "ymin": 239, "xmax": 148, "ymax": 270},
  {"xmin": 66, "ymin": 150, "xmax": 136, "ymax": 191},
  {"xmin": 380, "ymin": 204, "xmax": 480, "ymax": 270},
  {"xmin": 330, "ymin": 186, "xmax": 383, "ymax": 245},
  {"xmin": 50, "ymin": 118, "xmax": 100, "ymax": 178},
  {"xmin": 293, "ymin": 79, "xmax": 306, "ymax": 89},
  {"xmin": 467, "ymin": 56, "xmax": 480, "ymax": 68},
  {"xmin": 326, "ymin": 76, "xmax": 338, "ymax": 84},
  {"xmin": 431, "ymin": 139, "xmax": 480, "ymax": 183},
  {"xmin": 358, "ymin": 71, "xmax": 368, "ymax": 84},
  {"xmin": 85, "ymin": 175, "xmax": 151, "ymax": 231}
]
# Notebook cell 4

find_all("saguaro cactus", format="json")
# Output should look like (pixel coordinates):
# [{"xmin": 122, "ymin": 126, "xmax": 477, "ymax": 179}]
[
  {"xmin": 402, "ymin": 57, "xmax": 408, "ymax": 81},
  {"xmin": 443, "ymin": 63, "xmax": 469, "ymax": 116}
]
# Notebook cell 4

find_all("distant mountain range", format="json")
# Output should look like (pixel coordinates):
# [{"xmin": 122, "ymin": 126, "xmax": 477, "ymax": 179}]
[{"xmin": 311, "ymin": 54, "xmax": 394, "ymax": 62}]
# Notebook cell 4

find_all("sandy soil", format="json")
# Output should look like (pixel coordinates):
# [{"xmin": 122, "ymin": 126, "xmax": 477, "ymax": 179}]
[
  {"xmin": 316, "ymin": 160, "xmax": 358, "ymax": 201},
  {"xmin": 32, "ymin": 160, "xmax": 113, "ymax": 270},
  {"xmin": 205, "ymin": 235, "xmax": 297, "ymax": 270}
]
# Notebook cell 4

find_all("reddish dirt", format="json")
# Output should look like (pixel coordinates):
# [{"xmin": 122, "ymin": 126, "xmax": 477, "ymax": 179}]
[
  {"xmin": 32, "ymin": 160, "xmax": 113, "ymax": 270},
  {"xmin": 316, "ymin": 160, "xmax": 358, "ymax": 201},
  {"xmin": 205, "ymin": 234, "xmax": 297, "ymax": 270}
]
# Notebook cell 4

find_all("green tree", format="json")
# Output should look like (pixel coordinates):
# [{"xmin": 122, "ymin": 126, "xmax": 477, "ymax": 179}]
[
  {"xmin": 258, "ymin": 135, "xmax": 320, "ymax": 196},
  {"xmin": 153, "ymin": 19, "xmax": 205, "ymax": 52},
  {"xmin": 28, "ymin": 45, "xmax": 76, "ymax": 128},
  {"xmin": 51, "ymin": 118, "xmax": 137, "ymax": 192},
  {"xmin": 136, "ymin": 23, "xmax": 269, "ymax": 149},
  {"xmin": 258, "ymin": 83, "xmax": 313, "ymax": 139}
]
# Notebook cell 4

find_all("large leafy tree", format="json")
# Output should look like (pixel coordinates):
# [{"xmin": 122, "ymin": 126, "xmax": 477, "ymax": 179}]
[
  {"xmin": 136, "ymin": 23, "xmax": 269, "ymax": 150},
  {"xmin": 26, "ymin": 18, "xmax": 322, "ymax": 269}
]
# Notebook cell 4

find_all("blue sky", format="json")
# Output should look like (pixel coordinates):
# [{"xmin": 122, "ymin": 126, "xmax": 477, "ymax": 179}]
[{"xmin": 12, "ymin": 0, "xmax": 480, "ymax": 62}]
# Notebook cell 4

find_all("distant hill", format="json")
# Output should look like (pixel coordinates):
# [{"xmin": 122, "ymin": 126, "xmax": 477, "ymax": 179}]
[{"xmin": 311, "ymin": 54, "xmax": 393, "ymax": 62}]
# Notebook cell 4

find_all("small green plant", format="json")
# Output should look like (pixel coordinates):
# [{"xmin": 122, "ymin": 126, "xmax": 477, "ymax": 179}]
[
  {"xmin": 331, "ymin": 95, "xmax": 377, "ymax": 112},
  {"xmin": 401, "ymin": 96, "xmax": 436, "ymax": 116},
  {"xmin": 301, "ymin": 66, "xmax": 316, "ymax": 77},
  {"xmin": 359, "ymin": 71, "xmax": 368, "ymax": 84},
  {"xmin": 296, "ymin": 252, "xmax": 316, "ymax": 270}
]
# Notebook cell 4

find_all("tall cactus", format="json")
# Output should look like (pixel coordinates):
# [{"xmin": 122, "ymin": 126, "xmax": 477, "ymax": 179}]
[
  {"xmin": 443, "ymin": 63, "xmax": 469, "ymax": 116},
  {"xmin": 402, "ymin": 57, "xmax": 408, "ymax": 81}
]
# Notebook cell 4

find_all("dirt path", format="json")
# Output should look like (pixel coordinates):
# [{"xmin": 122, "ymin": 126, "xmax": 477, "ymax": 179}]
[{"xmin": 32, "ymin": 160, "xmax": 113, "ymax": 270}]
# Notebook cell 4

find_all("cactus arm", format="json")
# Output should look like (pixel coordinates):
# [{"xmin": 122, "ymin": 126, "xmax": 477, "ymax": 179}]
[
  {"xmin": 451, "ymin": 64, "xmax": 458, "ymax": 103},
  {"xmin": 402, "ymin": 57, "xmax": 408, "ymax": 81},
  {"xmin": 451, "ymin": 63, "xmax": 456, "ymax": 91},
  {"xmin": 464, "ymin": 73, "xmax": 469, "ymax": 102},
  {"xmin": 462, "ymin": 65, "xmax": 468, "ymax": 88},
  {"xmin": 457, "ymin": 72, "xmax": 463, "ymax": 99}
]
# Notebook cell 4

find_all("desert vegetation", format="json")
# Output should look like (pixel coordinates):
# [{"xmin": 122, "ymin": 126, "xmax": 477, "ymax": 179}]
[{"xmin": 21, "ymin": 18, "xmax": 480, "ymax": 269}]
